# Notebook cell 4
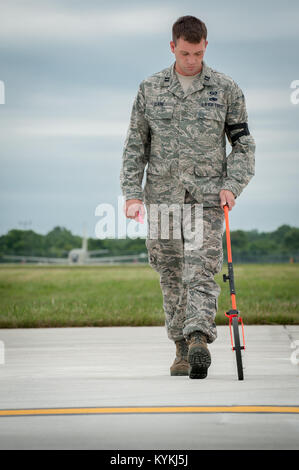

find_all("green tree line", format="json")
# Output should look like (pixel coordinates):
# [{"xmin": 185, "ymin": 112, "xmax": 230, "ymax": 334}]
[{"xmin": 0, "ymin": 224, "xmax": 299, "ymax": 263}]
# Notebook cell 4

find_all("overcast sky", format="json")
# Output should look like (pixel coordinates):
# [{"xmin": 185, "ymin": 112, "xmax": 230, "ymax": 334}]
[{"xmin": 0, "ymin": 0, "xmax": 298, "ymax": 238}]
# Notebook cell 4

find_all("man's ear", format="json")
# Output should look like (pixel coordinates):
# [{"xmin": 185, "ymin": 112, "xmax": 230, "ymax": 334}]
[{"xmin": 170, "ymin": 41, "xmax": 175, "ymax": 53}]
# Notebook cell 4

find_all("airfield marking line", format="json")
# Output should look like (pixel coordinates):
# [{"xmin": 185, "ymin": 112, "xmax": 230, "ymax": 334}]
[{"xmin": 0, "ymin": 406, "xmax": 299, "ymax": 417}]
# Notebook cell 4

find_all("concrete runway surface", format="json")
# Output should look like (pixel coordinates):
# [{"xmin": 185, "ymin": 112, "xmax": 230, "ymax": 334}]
[{"xmin": 0, "ymin": 325, "xmax": 298, "ymax": 450}]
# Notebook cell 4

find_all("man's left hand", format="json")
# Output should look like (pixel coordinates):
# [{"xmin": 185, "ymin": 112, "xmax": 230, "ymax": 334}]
[{"xmin": 219, "ymin": 189, "xmax": 235, "ymax": 211}]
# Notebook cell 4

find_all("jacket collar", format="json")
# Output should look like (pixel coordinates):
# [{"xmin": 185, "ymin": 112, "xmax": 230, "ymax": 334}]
[{"xmin": 161, "ymin": 60, "xmax": 214, "ymax": 98}]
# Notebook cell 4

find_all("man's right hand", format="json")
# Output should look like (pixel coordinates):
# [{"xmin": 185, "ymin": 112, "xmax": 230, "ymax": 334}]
[{"xmin": 123, "ymin": 199, "xmax": 145, "ymax": 222}]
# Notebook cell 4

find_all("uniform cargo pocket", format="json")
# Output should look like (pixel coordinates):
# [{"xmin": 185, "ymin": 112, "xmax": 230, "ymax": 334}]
[
  {"xmin": 193, "ymin": 169, "xmax": 223, "ymax": 195},
  {"xmin": 205, "ymin": 256, "xmax": 223, "ymax": 275},
  {"xmin": 145, "ymin": 239, "xmax": 160, "ymax": 272},
  {"xmin": 193, "ymin": 150, "xmax": 226, "ymax": 177}
]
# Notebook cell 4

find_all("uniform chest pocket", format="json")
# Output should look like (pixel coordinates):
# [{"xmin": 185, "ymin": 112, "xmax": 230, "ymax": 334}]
[
  {"xmin": 145, "ymin": 104, "xmax": 174, "ymax": 120},
  {"xmin": 195, "ymin": 107, "xmax": 226, "ymax": 139},
  {"xmin": 197, "ymin": 106, "xmax": 226, "ymax": 123}
]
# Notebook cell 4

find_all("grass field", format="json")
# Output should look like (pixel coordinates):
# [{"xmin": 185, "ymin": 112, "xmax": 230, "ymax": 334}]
[{"xmin": 0, "ymin": 264, "xmax": 298, "ymax": 328}]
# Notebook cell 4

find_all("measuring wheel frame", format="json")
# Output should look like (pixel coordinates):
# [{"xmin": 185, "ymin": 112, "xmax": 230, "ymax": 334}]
[{"xmin": 223, "ymin": 204, "xmax": 246, "ymax": 381}]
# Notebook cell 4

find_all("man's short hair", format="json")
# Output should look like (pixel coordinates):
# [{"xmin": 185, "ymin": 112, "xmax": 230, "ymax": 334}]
[{"xmin": 172, "ymin": 16, "xmax": 207, "ymax": 45}]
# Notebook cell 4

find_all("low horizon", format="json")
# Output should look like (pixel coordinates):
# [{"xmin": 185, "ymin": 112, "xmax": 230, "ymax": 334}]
[{"xmin": 1, "ymin": 221, "xmax": 298, "ymax": 239}]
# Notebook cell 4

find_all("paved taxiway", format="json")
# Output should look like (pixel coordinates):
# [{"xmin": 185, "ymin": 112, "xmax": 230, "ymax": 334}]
[{"xmin": 0, "ymin": 325, "xmax": 298, "ymax": 449}]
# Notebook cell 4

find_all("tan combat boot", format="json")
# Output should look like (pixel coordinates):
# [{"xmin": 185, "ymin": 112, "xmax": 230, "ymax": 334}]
[
  {"xmin": 170, "ymin": 339, "xmax": 189, "ymax": 376},
  {"xmin": 187, "ymin": 331, "xmax": 211, "ymax": 379}
]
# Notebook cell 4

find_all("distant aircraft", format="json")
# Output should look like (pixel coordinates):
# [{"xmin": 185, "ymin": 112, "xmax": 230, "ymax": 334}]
[
  {"xmin": 1, "ymin": 229, "xmax": 147, "ymax": 265},
  {"xmin": 67, "ymin": 227, "xmax": 108, "ymax": 264}
]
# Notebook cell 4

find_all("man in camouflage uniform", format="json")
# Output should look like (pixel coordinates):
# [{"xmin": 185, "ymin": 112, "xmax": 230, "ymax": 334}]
[{"xmin": 120, "ymin": 16, "xmax": 255, "ymax": 379}]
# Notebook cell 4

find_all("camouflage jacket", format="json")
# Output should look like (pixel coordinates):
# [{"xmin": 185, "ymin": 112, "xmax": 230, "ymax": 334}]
[{"xmin": 120, "ymin": 60, "xmax": 255, "ymax": 206}]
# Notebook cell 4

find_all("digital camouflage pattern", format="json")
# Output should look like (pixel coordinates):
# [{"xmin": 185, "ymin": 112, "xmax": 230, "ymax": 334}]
[
  {"xmin": 120, "ymin": 60, "xmax": 255, "ymax": 344},
  {"xmin": 120, "ymin": 60, "xmax": 255, "ymax": 206},
  {"xmin": 145, "ymin": 190, "xmax": 224, "ymax": 343}
]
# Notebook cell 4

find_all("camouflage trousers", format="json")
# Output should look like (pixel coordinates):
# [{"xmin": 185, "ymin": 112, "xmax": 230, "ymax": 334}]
[{"xmin": 145, "ymin": 191, "xmax": 224, "ymax": 344}]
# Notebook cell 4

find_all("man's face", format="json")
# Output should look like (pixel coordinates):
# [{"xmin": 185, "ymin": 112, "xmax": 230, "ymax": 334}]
[{"xmin": 170, "ymin": 37, "xmax": 208, "ymax": 76}]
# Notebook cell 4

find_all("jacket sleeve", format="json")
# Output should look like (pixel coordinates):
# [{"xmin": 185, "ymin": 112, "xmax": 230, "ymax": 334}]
[
  {"xmin": 120, "ymin": 82, "xmax": 151, "ymax": 201},
  {"xmin": 221, "ymin": 81, "xmax": 255, "ymax": 198}
]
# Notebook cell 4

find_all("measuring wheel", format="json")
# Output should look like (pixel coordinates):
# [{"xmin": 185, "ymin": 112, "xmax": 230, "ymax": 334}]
[
  {"xmin": 232, "ymin": 316, "xmax": 244, "ymax": 381},
  {"xmin": 223, "ymin": 203, "xmax": 246, "ymax": 381}
]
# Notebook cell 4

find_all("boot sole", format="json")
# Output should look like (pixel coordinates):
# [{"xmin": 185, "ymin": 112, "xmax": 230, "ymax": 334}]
[
  {"xmin": 188, "ymin": 346, "xmax": 211, "ymax": 379},
  {"xmin": 170, "ymin": 369, "xmax": 189, "ymax": 376}
]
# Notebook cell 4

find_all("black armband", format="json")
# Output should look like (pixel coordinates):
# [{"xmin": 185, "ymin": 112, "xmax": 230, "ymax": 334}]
[{"xmin": 225, "ymin": 122, "xmax": 250, "ymax": 145}]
